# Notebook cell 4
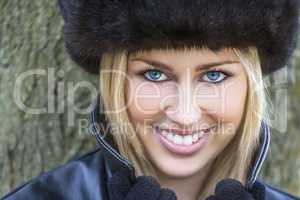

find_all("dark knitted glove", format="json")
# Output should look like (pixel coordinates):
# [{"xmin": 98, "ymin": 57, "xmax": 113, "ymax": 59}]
[
  {"xmin": 107, "ymin": 171, "xmax": 177, "ymax": 200},
  {"xmin": 205, "ymin": 178, "xmax": 265, "ymax": 200},
  {"xmin": 249, "ymin": 180, "xmax": 266, "ymax": 200}
]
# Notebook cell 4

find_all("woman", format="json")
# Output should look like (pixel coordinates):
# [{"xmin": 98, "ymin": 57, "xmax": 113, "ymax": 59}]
[{"xmin": 2, "ymin": 0, "xmax": 300, "ymax": 200}]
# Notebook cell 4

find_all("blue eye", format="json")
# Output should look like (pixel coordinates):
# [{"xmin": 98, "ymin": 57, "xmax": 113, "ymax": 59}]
[
  {"xmin": 202, "ymin": 71, "xmax": 227, "ymax": 83},
  {"xmin": 143, "ymin": 70, "xmax": 168, "ymax": 82},
  {"xmin": 139, "ymin": 68, "xmax": 229, "ymax": 84}
]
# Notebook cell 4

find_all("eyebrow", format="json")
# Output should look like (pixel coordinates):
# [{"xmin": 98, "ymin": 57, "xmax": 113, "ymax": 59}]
[{"xmin": 130, "ymin": 58, "xmax": 240, "ymax": 72}]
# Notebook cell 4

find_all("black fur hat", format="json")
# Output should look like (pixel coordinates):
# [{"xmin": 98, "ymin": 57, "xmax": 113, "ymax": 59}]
[{"xmin": 58, "ymin": 0, "xmax": 300, "ymax": 75}]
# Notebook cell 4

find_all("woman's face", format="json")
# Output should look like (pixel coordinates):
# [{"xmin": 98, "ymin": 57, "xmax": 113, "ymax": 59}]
[{"xmin": 125, "ymin": 47, "xmax": 248, "ymax": 178}]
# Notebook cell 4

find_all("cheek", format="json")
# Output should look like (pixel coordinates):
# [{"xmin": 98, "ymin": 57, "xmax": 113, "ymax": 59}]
[
  {"xmin": 125, "ymin": 79, "xmax": 161, "ymax": 122},
  {"xmin": 194, "ymin": 78, "xmax": 247, "ymax": 125},
  {"xmin": 223, "ymin": 80, "xmax": 247, "ymax": 122}
]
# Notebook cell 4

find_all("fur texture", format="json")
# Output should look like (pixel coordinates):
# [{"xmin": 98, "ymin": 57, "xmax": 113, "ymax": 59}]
[{"xmin": 58, "ymin": 0, "xmax": 300, "ymax": 75}]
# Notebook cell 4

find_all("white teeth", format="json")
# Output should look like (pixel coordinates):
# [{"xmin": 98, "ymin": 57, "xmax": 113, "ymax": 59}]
[
  {"xmin": 167, "ymin": 132, "xmax": 174, "ymax": 141},
  {"xmin": 183, "ymin": 135, "xmax": 193, "ymax": 145},
  {"xmin": 174, "ymin": 135, "xmax": 183, "ymax": 145},
  {"xmin": 162, "ymin": 130, "xmax": 168, "ymax": 137},
  {"xmin": 160, "ymin": 129, "xmax": 207, "ymax": 145},
  {"xmin": 192, "ymin": 133, "xmax": 199, "ymax": 142}
]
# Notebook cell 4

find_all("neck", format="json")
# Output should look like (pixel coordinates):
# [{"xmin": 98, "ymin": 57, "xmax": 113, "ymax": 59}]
[{"xmin": 157, "ymin": 163, "xmax": 212, "ymax": 200}]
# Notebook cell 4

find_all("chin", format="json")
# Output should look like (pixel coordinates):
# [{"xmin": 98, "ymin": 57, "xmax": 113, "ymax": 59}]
[
  {"xmin": 148, "ymin": 148, "xmax": 212, "ymax": 179},
  {"xmin": 157, "ymin": 163, "xmax": 204, "ymax": 179}
]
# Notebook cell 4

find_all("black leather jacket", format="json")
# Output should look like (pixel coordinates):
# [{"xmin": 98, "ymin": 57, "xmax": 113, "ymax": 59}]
[{"xmin": 1, "ymin": 96, "xmax": 300, "ymax": 200}]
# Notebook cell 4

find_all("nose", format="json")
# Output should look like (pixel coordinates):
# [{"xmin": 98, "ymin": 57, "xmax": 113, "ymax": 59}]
[{"xmin": 163, "ymin": 82, "xmax": 202, "ymax": 128}]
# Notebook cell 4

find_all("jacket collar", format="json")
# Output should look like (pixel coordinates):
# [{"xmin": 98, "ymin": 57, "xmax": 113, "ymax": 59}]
[{"xmin": 90, "ymin": 95, "xmax": 270, "ymax": 189}]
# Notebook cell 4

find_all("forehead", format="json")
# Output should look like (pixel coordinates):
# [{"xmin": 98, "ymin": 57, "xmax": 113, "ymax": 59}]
[{"xmin": 128, "ymin": 47, "xmax": 238, "ymax": 61}]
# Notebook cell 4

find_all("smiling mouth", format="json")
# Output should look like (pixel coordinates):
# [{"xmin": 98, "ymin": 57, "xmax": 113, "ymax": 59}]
[{"xmin": 155, "ymin": 125, "xmax": 217, "ymax": 146}]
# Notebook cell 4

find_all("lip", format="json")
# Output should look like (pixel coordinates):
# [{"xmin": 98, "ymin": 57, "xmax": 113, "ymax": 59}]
[{"xmin": 154, "ymin": 126, "xmax": 214, "ymax": 156}]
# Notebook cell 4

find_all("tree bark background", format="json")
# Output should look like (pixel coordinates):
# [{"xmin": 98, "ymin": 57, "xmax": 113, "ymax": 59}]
[
  {"xmin": 0, "ymin": 0, "xmax": 300, "ymax": 197},
  {"xmin": 0, "ymin": 0, "xmax": 98, "ymax": 196}
]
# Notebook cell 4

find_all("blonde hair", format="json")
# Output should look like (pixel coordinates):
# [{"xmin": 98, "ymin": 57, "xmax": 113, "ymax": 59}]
[{"xmin": 98, "ymin": 46, "xmax": 272, "ymax": 199}]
